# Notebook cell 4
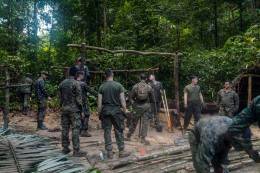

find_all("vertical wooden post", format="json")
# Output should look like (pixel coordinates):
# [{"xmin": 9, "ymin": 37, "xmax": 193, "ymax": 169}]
[
  {"xmin": 248, "ymin": 75, "xmax": 252, "ymax": 105},
  {"xmin": 80, "ymin": 43, "xmax": 86, "ymax": 59},
  {"xmin": 3, "ymin": 68, "xmax": 10, "ymax": 129},
  {"xmin": 174, "ymin": 53, "xmax": 180, "ymax": 113}
]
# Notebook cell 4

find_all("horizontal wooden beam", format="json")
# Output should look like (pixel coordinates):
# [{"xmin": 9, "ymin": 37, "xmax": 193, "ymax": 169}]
[
  {"xmin": 67, "ymin": 44, "xmax": 178, "ymax": 57},
  {"xmin": 89, "ymin": 68, "xmax": 159, "ymax": 74},
  {"xmin": 52, "ymin": 66, "xmax": 159, "ymax": 73},
  {"xmin": 242, "ymin": 74, "xmax": 260, "ymax": 78},
  {"xmin": 0, "ymin": 84, "xmax": 32, "ymax": 89}
]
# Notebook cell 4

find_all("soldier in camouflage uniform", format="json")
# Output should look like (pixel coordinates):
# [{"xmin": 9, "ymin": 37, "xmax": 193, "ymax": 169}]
[
  {"xmin": 73, "ymin": 57, "xmax": 91, "ymax": 83},
  {"xmin": 59, "ymin": 67, "xmax": 86, "ymax": 157},
  {"xmin": 148, "ymin": 74, "xmax": 163, "ymax": 132},
  {"xmin": 20, "ymin": 73, "xmax": 33, "ymax": 115},
  {"xmin": 35, "ymin": 71, "xmax": 49, "ymax": 130},
  {"xmin": 126, "ymin": 74, "xmax": 155, "ymax": 145},
  {"xmin": 76, "ymin": 71, "xmax": 98, "ymax": 137},
  {"xmin": 98, "ymin": 69, "xmax": 130, "ymax": 159},
  {"xmin": 217, "ymin": 81, "xmax": 239, "ymax": 117},
  {"xmin": 189, "ymin": 95, "xmax": 260, "ymax": 173}
]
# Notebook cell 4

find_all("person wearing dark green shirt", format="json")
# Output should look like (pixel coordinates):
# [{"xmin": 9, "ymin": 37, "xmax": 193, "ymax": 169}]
[
  {"xmin": 183, "ymin": 76, "xmax": 204, "ymax": 130},
  {"xmin": 98, "ymin": 69, "xmax": 130, "ymax": 159}
]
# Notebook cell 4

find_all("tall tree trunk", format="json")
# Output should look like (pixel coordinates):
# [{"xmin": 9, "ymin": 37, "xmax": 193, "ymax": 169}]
[
  {"xmin": 176, "ymin": 19, "xmax": 180, "ymax": 51},
  {"xmin": 7, "ymin": 0, "xmax": 15, "ymax": 55},
  {"xmin": 103, "ymin": 0, "xmax": 107, "ymax": 46},
  {"xmin": 213, "ymin": 0, "xmax": 219, "ymax": 48},
  {"xmin": 251, "ymin": 0, "xmax": 256, "ymax": 9},
  {"xmin": 31, "ymin": 0, "xmax": 39, "ymax": 60},
  {"xmin": 95, "ymin": 0, "xmax": 102, "ymax": 46},
  {"xmin": 238, "ymin": 1, "xmax": 243, "ymax": 32}
]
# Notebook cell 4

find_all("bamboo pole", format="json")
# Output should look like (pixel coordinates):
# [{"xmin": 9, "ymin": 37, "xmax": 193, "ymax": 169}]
[{"xmin": 163, "ymin": 90, "xmax": 173, "ymax": 132}]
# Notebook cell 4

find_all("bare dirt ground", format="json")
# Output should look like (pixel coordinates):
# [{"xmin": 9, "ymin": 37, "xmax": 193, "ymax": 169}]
[{"xmin": 1, "ymin": 110, "xmax": 260, "ymax": 173}]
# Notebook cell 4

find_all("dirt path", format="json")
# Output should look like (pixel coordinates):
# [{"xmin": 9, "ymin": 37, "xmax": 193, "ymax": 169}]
[{"xmin": 1, "ymin": 110, "xmax": 260, "ymax": 173}]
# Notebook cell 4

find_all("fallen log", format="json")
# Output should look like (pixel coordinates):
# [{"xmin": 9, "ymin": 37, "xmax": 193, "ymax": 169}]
[{"xmin": 110, "ymin": 145, "xmax": 190, "ymax": 169}]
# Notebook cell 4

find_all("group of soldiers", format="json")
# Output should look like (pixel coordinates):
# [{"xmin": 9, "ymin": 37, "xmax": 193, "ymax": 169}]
[
  {"xmin": 183, "ymin": 76, "xmax": 260, "ymax": 173},
  {"xmin": 19, "ymin": 57, "xmax": 163, "ymax": 158},
  {"xmin": 18, "ymin": 57, "xmax": 260, "ymax": 171},
  {"xmin": 97, "ymin": 70, "xmax": 164, "ymax": 158}
]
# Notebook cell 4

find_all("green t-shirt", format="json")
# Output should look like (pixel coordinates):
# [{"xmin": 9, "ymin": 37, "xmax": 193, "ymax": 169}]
[
  {"xmin": 98, "ymin": 80, "xmax": 124, "ymax": 107},
  {"xmin": 184, "ymin": 84, "xmax": 201, "ymax": 103}
]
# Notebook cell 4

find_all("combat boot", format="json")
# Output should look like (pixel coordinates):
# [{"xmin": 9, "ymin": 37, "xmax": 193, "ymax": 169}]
[
  {"xmin": 73, "ymin": 150, "xmax": 87, "ymax": 157},
  {"xmin": 37, "ymin": 121, "xmax": 47, "ymax": 130},
  {"xmin": 140, "ymin": 138, "xmax": 150, "ymax": 145},
  {"xmin": 41, "ymin": 122, "xmax": 48, "ymax": 130},
  {"xmin": 22, "ymin": 107, "xmax": 28, "ymax": 115},
  {"xmin": 155, "ymin": 125, "xmax": 163, "ymax": 132},
  {"xmin": 80, "ymin": 130, "xmax": 92, "ymax": 137},
  {"xmin": 125, "ymin": 133, "xmax": 131, "ymax": 141},
  {"xmin": 62, "ymin": 148, "xmax": 71, "ymax": 155},
  {"xmin": 119, "ymin": 150, "xmax": 131, "ymax": 158},
  {"xmin": 107, "ymin": 151, "xmax": 114, "ymax": 159}
]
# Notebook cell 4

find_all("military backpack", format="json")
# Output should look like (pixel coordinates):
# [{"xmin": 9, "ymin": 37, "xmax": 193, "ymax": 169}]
[{"xmin": 136, "ymin": 82, "xmax": 149, "ymax": 101}]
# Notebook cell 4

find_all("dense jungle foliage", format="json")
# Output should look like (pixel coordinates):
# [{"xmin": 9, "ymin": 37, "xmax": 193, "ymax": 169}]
[{"xmin": 0, "ymin": 0, "xmax": 259, "ymax": 109}]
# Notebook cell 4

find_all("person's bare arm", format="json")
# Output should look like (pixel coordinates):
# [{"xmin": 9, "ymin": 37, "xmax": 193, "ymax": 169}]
[
  {"xmin": 97, "ymin": 94, "xmax": 102, "ymax": 113},
  {"xmin": 200, "ymin": 92, "xmax": 204, "ymax": 104},
  {"xmin": 184, "ymin": 92, "xmax": 188, "ymax": 108},
  {"xmin": 120, "ymin": 92, "xmax": 127, "ymax": 113}
]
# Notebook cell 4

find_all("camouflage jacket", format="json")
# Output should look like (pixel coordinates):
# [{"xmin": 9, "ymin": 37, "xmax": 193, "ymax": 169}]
[
  {"xmin": 35, "ymin": 78, "xmax": 48, "ymax": 101},
  {"xmin": 20, "ymin": 76, "xmax": 33, "ymax": 94},
  {"xmin": 59, "ymin": 77, "xmax": 83, "ymax": 113},
  {"xmin": 78, "ymin": 80, "xmax": 98, "ymax": 104},
  {"xmin": 217, "ymin": 89, "xmax": 239, "ymax": 112},
  {"xmin": 194, "ymin": 116, "xmax": 233, "ymax": 157},
  {"xmin": 228, "ymin": 95, "xmax": 260, "ymax": 151}
]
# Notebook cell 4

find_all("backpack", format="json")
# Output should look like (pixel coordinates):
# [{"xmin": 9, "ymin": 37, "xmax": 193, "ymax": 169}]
[{"xmin": 136, "ymin": 82, "xmax": 149, "ymax": 101}]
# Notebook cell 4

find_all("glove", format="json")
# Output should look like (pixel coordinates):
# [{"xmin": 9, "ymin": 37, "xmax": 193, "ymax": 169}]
[{"xmin": 248, "ymin": 149, "xmax": 260, "ymax": 163}]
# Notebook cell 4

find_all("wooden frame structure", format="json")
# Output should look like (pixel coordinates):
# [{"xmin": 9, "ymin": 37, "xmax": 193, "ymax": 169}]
[
  {"xmin": 0, "ymin": 66, "xmax": 31, "ymax": 130},
  {"xmin": 233, "ymin": 64, "xmax": 260, "ymax": 109},
  {"xmin": 68, "ymin": 43, "xmax": 182, "ymax": 131},
  {"xmin": 237, "ymin": 74, "xmax": 260, "ymax": 105}
]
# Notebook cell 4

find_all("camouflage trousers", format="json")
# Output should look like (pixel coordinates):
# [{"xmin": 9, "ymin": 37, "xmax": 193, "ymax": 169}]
[
  {"xmin": 151, "ymin": 102, "xmax": 161, "ymax": 127},
  {"xmin": 80, "ymin": 103, "xmax": 90, "ymax": 132},
  {"xmin": 219, "ymin": 106, "xmax": 234, "ymax": 117},
  {"xmin": 37, "ymin": 99, "xmax": 47, "ymax": 122},
  {"xmin": 101, "ymin": 109, "xmax": 125, "ymax": 152},
  {"xmin": 61, "ymin": 111, "xmax": 81, "ymax": 151},
  {"xmin": 21, "ymin": 93, "xmax": 30, "ymax": 113},
  {"xmin": 188, "ymin": 130, "xmax": 231, "ymax": 173},
  {"xmin": 128, "ymin": 103, "xmax": 151, "ymax": 139}
]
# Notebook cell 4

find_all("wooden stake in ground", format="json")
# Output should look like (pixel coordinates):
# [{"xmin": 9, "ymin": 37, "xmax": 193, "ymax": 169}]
[{"xmin": 3, "ymin": 68, "xmax": 10, "ymax": 129}]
